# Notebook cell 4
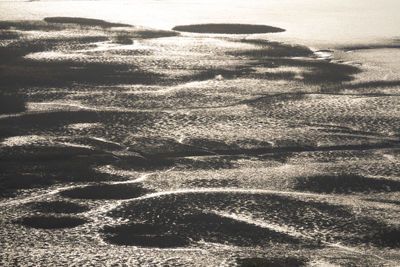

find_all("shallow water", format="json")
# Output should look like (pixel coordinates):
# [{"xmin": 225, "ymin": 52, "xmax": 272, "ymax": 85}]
[{"xmin": 1, "ymin": 0, "xmax": 400, "ymax": 47}]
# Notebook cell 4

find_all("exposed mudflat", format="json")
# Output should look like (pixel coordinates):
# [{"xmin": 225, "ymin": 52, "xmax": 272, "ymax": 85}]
[{"xmin": 0, "ymin": 18, "xmax": 399, "ymax": 266}]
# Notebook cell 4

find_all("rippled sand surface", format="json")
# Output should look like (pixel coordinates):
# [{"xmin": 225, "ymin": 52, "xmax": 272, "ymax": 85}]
[{"xmin": 0, "ymin": 18, "xmax": 399, "ymax": 266}]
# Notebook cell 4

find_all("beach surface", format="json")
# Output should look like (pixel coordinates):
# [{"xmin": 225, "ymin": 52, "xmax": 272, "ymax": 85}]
[{"xmin": 0, "ymin": 2, "xmax": 400, "ymax": 266}]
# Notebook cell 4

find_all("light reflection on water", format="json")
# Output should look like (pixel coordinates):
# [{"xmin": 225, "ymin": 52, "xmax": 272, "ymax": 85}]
[{"xmin": 1, "ymin": 0, "xmax": 400, "ymax": 46}]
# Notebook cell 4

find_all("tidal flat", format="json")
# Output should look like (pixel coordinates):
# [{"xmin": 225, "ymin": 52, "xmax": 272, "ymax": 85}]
[{"xmin": 0, "ymin": 17, "xmax": 399, "ymax": 266}]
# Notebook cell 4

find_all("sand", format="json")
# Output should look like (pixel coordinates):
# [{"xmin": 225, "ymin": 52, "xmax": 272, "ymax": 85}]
[{"xmin": 0, "ymin": 18, "xmax": 399, "ymax": 266}]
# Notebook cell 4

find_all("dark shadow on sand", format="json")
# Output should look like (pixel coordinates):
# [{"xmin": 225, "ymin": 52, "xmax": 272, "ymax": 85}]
[
  {"xmin": 342, "ymin": 44, "xmax": 400, "ymax": 51},
  {"xmin": 102, "ymin": 212, "xmax": 302, "ymax": 248},
  {"xmin": 107, "ymin": 192, "xmax": 400, "ymax": 248},
  {"xmin": 60, "ymin": 183, "xmax": 153, "ymax": 199},
  {"xmin": 345, "ymin": 80, "xmax": 400, "ymax": 89},
  {"xmin": 237, "ymin": 257, "xmax": 307, "ymax": 267},
  {"xmin": 0, "ymin": 153, "xmax": 152, "ymax": 198},
  {"xmin": 0, "ymin": 30, "xmax": 21, "ymax": 40},
  {"xmin": 0, "ymin": 20, "xmax": 69, "ymax": 31},
  {"xmin": 102, "ymin": 223, "xmax": 190, "ymax": 248},
  {"xmin": 364, "ymin": 199, "xmax": 400, "ymax": 206},
  {"xmin": 142, "ymin": 140, "xmax": 400, "ymax": 159},
  {"xmin": 113, "ymin": 155, "xmax": 175, "ymax": 171},
  {"xmin": 241, "ymin": 93, "xmax": 305, "ymax": 106},
  {"xmin": 231, "ymin": 39, "xmax": 313, "ymax": 58},
  {"xmin": 177, "ymin": 157, "xmax": 236, "ymax": 170},
  {"xmin": 251, "ymin": 58, "xmax": 361, "ymax": 84},
  {"xmin": 176, "ymin": 66, "xmax": 256, "ymax": 83},
  {"xmin": 44, "ymin": 17, "xmax": 131, "ymax": 28},
  {"xmin": 135, "ymin": 30, "xmax": 180, "ymax": 39},
  {"xmin": 112, "ymin": 30, "xmax": 179, "ymax": 44},
  {"xmin": 172, "ymin": 24, "xmax": 285, "ymax": 34},
  {"xmin": 0, "ymin": 36, "xmax": 108, "ymax": 63},
  {"xmin": 0, "ymin": 92, "xmax": 26, "ymax": 114},
  {"xmin": 294, "ymin": 174, "xmax": 400, "ymax": 194},
  {"xmin": 0, "ymin": 145, "xmax": 124, "ymax": 197},
  {"xmin": 0, "ymin": 144, "xmax": 111, "ymax": 161},
  {"xmin": 26, "ymin": 201, "xmax": 90, "ymax": 214},
  {"xmin": 18, "ymin": 215, "xmax": 87, "ymax": 229},
  {"xmin": 0, "ymin": 173, "xmax": 53, "ymax": 197},
  {"xmin": 222, "ymin": 39, "xmax": 361, "ymax": 84},
  {"xmin": 1, "ymin": 59, "xmax": 165, "ymax": 88},
  {"xmin": 0, "ymin": 110, "xmax": 154, "ymax": 139}
]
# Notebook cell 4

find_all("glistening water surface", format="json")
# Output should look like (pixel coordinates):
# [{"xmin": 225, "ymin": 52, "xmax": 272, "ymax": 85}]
[{"xmin": 1, "ymin": 0, "xmax": 400, "ymax": 47}]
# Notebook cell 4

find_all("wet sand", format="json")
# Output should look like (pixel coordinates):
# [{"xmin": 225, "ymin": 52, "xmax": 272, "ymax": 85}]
[{"xmin": 0, "ymin": 18, "xmax": 399, "ymax": 266}]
